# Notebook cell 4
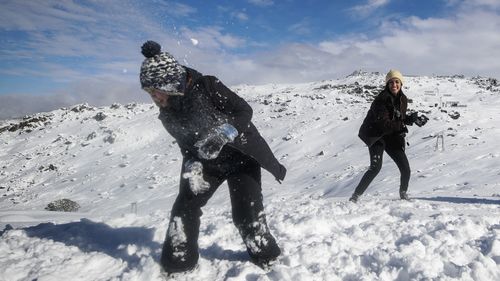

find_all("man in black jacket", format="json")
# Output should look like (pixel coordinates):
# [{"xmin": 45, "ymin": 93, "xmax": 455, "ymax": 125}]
[
  {"xmin": 350, "ymin": 70, "xmax": 428, "ymax": 203},
  {"xmin": 139, "ymin": 41, "xmax": 286, "ymax": 273}
]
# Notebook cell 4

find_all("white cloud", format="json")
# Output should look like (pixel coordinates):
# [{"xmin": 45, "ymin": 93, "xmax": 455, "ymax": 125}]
[
  {"xmin": 469, "ymin": 0, "xmax": 500, "ymax": 8},
  {"xmin": 0, "ymin": 78, "xmax": 147, "ymax": 119},
  {"xmin": 2, "ymin": 0, "xmax": 500, "ymax": 119},
  {"xmin": 0, "ymin": 1, "xmax": 96, "ymax": 31},
  {"xmin": 350, "ymin": 0, "xmax": 390, "ymax": 16},
  {"xmin": 213, "ymin": 5, "xmax": 500, "ymax": 85},
  {"xmin": 180, "ymin": 26, "xmax": 246, "ymax": 50},
  {"xmin": 160, "ymin": 2, "xmax": 197, "ymax": 17},
  {"xmin": 288, "ymin": 19, "xmax": 312, "ymax": 36},
  {"xmin": 234, "ymin": 12, "xmax": 249, "ymax": 21},
  {"xmin": 248, "ymin": 0, "xmax": 274, "ymax": 7},
  {"xmin": 445, "ymin": 0, "xmax": 500, "ymax": 10},
  {"xmin": 0, "ymin": 1, "xmax": 198, "ymax": 84}
]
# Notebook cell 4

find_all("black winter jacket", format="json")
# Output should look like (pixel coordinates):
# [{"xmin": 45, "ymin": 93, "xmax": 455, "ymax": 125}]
[
  {"xmin": 158, "ymin": 68, "xmax": 286, "ymax": 181},
  {"xmin": 358, "ymin": 88, "xmax": 409, "ymax": 147}
]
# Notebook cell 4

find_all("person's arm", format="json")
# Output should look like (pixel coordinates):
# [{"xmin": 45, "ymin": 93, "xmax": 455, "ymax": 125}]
[
  {"xmin": 371, "ymin": 100, "xmax": 403, "ymax": 134},
  {"xmin": 205, "ymin": 76, "xmax": 253, "ymax": 133},
  {"xmin": 194, "ymin": 76, "xmax": 253, "ymax": 160}
]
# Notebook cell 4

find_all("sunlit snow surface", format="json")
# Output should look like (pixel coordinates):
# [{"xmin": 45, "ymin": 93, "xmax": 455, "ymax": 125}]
[{"xmin": 1, "ymin": 72, "xmax": 499, "ymax": 280}]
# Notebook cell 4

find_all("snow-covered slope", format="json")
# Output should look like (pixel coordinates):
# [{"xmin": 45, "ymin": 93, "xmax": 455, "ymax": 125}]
[{"xmin": 1, "ymin": 72, "xmax": 499, "ymax": 280}]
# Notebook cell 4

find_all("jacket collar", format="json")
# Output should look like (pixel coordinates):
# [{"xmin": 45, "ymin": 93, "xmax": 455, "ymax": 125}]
[
  {"xmin": 380, "ymin": 87, "xmax": 404, "ymax": 103},
  {"xmin": 184, "ymin": 67, "xmax": 203, "ymax": 94}
]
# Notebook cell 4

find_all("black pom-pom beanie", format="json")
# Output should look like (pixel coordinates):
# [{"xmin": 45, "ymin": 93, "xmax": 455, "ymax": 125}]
[{"xmin": 139, "ymin": 40, "xmax": 186, "ymax": 93}]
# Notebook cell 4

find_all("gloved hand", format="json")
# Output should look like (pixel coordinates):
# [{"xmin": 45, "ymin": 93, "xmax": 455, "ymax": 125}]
[
  {"xmin": 195, "ymin": 123, "xmax": 238, "ymax": 160},
  {"xmin": 406, "ymin": 112, "xmax": 429, "ymax": 127},
  {"xmin": 414, "ymin": 114, "xmax": 429, "ymax": 127},
  {"xmin": 406, "ymin": 112, "xmax": 419, "ymax": 125},
  {"xmin": 182, "ymin": 160, "xmax": 210, "ymax": 195}
]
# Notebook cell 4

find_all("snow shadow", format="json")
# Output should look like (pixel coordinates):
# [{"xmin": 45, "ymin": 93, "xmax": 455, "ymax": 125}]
[
  {"xmin": 199, "ymin": 243, "xmax": 249, "ymax": 262},
  {"xmin": 22, "ymin": 218, "xmax": 161, "ymax": 268},
  {"xmin": 416, "ymin": 196, "xmax": 500, "ymax": 205}
]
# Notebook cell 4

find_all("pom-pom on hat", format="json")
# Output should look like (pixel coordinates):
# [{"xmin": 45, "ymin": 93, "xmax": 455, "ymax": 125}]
[
  {"xmin": 385, "ymin": 69, "xmax": 404, "ymax": 85},
  {"xmin": 139, "ymin": 40, "xmax": 187, "ymax": 94}
]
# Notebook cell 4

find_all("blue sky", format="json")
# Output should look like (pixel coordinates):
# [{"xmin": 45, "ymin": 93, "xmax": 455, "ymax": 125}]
[{"xmin": 1, "ymin": 0, "xmax": 500, "ymax": 119}]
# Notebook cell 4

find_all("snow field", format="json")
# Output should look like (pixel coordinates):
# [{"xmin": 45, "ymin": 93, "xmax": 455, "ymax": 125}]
[{"xmin": 1, "ymin": 72, "xmax": 499, "ymax": 280}]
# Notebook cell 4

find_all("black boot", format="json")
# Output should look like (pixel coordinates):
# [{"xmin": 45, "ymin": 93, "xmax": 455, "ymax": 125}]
[
  {"xmin": 245, "ymin": 232, "xmax": 281, "ymax": 269},
  {"xmin": 160, "ymin": 240, "xmax": 198, "ymax": 274},
  {"xmin": 400, "ymin": 191, "xmax": 409, "ymax": 200},
  {"xmin": 160, "ymin": 213, "xmax": 201, "ymax": 274},
  {"xmin": 349, "ymin": 193, "xmax": 360, "ymax": 203},
  {"xmin": 238, "ymin": 216, "xmax": 281, "ymax": 269}
]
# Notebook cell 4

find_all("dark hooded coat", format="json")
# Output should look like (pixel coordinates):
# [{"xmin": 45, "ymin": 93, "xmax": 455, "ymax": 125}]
[
  {"xmin": 158, "ymin": 67, "xmax": 286, "ymax": 181},
  {"xmin": 358, "ymin": 88, "xmax": 409, "ymax": 147}
]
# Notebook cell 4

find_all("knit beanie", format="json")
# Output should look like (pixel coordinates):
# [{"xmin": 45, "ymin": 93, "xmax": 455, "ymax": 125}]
[
  {"xmin": 385, "ymin": 69, "xmax": 404, "ymax": 85},
  {"xmin": 139, "ymin": 41, "xmax": 187, "ymax": 95}
]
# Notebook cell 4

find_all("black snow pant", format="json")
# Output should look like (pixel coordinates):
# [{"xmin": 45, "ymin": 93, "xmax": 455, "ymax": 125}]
[
  {"xmin": 354, "ymin": 135, "xmax": 410, "ymax": 196},
  {"xmin": 160, "ymin": 147, "xmax": 281, "ymax": 273}
]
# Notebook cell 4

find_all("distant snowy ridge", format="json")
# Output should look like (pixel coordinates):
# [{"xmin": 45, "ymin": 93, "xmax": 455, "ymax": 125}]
[{"xmin": 0, "ymin": 71, "xmax": 499, "ymax": 280}]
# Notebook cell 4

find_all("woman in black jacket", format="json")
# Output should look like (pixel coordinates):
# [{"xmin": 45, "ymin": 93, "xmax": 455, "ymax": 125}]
[
  {"xmin": 139, "ymin": 41, "xmax": 286, "ymax": 273},
  {"xmin": 350, "ymin": 70, "xmax": 428, "ymax": 203}
]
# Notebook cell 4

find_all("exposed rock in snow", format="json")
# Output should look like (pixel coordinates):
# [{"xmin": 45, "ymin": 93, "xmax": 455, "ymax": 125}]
[{"xmin": 45, "ymin": 199, "xmax": 80, "ymax": 212}]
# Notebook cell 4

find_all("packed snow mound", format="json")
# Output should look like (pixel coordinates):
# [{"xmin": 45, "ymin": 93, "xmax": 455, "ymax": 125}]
[{"xmin": 1, "ymin": 72, "xmax": 499, "ymax": 280}]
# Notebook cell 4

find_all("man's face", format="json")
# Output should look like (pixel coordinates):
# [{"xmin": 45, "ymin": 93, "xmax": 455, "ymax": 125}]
[
  {"xmin": 145, "ymin": 88, "xmax": 171, "ymax": 107},
  {"xmin": 387, "ymin": 78, "xmax": 401, "ymax": 95}
]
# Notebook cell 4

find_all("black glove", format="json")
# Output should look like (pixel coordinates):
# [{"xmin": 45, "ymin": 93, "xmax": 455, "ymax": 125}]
[
  {"xmin": 195, "ymin": 124, "xmax": 238, "ymax": 160},
  {"xmin": 406, "ymin": 112, "xmax": 419, "ymax": 125},
  {"xmin": 415, "ymin": 114, "xmax": 429, "ymax": 127}
]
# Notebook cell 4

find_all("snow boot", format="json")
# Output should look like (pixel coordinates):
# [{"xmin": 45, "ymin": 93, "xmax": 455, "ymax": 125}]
[
  {"xmin": 238, "ymin": 219, "xmax": 281, "ymax": 270},
  {"xmin": 400, "ymin": 191, "xmax": 409, "ymax": 200},
  {"xmin": 245, "ymin": 232, "xmax": 281, "ymax": 270},
  {"xmin": 250, "ymin": 255, "xmax": 279, "ymax": 270},
  {"xmin": 160, "ymin": 240, "xmax": 199, "ymax": 274},
  {"xmin": 349, "ymin": 193, "xmax": 360, "ymax": 203},
  {"xmin": 160, "ymin": 215, "xmax": 200, "ymax": 274},
  {"xmin": 161, "ymin": 264, "xmax": 198, "ymax": 279}
]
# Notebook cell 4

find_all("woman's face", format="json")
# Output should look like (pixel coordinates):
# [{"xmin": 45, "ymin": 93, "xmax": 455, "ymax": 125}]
[{"xmin": 387, "ymin": 78, "xmax": 401, "ymax": 95}]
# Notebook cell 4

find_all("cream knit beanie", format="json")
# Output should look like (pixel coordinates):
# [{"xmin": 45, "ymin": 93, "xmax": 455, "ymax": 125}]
[{"xmin": 385, "ymin": 69, "xmax": 404, "ymax": 85}]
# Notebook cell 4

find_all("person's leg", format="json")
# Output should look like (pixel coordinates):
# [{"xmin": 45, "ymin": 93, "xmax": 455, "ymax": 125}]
[
  {"xmin": 227, "ymin": 158, "xmax": 281, "ymax": 266},
  {"xmin": 161, "ymin": 159, "xmax": 224, "ymax": 273},
  {"xmin": 351, "ymin": 141, "xmax": 385, "ymax": 201},
  {"xmin": 385, "ymin": 145, "xmax": 411, "ymax": 199}
]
